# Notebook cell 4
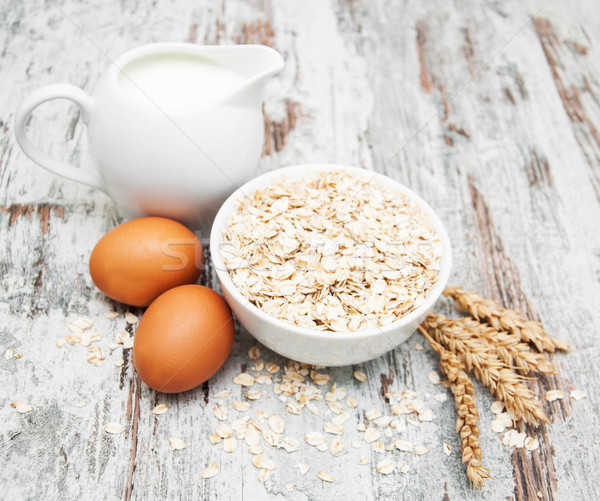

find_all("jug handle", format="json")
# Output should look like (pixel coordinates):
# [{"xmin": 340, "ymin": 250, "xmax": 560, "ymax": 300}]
[{"xmin": 14, "ymin": 84, "xmax": 106, "ymax": 192}]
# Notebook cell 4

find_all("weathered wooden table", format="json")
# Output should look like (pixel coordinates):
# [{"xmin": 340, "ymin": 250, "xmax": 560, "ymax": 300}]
[{"xmin": 1, "ymin": 1, "xmax": 599, "ymax": 499}]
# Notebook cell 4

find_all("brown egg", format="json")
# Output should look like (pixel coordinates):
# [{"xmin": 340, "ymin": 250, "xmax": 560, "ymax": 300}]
[
  {"xmin": 89, "ymin": 217, "xmax": 203, "ymax": 306},
  {"xmin": 133, "ymin": 285, "xmax": 235, "ymax": 393}
]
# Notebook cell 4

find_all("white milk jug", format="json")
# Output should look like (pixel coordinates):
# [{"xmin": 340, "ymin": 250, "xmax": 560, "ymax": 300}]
[{"xmin": 15, "ymin": 43, "xmax": 284, "ymax": 233}]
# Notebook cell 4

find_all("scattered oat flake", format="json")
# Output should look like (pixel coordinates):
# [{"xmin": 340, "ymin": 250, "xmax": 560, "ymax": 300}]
[
  {"xmin": 359, "ymin": 456, "xmax": 369, "ymax": 465},
  {"xmin": 76, "ymin": 400, "xmax": 87, "ymax": 408},
  {"xmin": 418, "ymin": 409, "xmax": 434, "ymax": 422},
  {"xmin": 296, "ymin": 463, "xmax": 310, "ymax": 475},
  {"xmin": 365, "ymin": 408, "xmax": 382, "ymax": 421},
  {"xmin": 67, "ymin": 322, "xmax": 83, "ymax": 336},
  {"xmin": 75, "ymin": 317, "xmax": 93, "ymax": 330},
  {"xmin": 545, "ymin": 390, "xmax": 564, "ymax": 402},
  {"xmin": 285, "ymin": 401, "xmax": 302, "ymax": 415},
  {"xmin": 258, "ymin": 468, "xmax": 270, "ymax": 483},
  {"xmin": 4, "ymin": 349, "xmax": 14, "ymax": 360},
  {"xmin": 125, "ymin": 312, "xmax": 138, "ymax": 324},
  {"xmin": 116, "ymin": 331, "xmax": 129, "ymax": 344},
  {"xmin": 502, "ymin": 429, "xmax": 527, "ymax": 448},
  {"xmin": 328, "ymin": 401, "xmax": 344, "ymax": 414},
  {"xmin": 408, "ymin": 417, "xmax": 420, "ymax": 428},
  {"xmin": 169, "ymin": 436, "xmax": 187, "ymax": 450},
  {"xmin": 104, "ymin": 422, "xmax": 125, "ymax": 434},
  {"xmin": 491, "ymin": 401, "xmax": 504, "ymax": 414},
  {"xmin": 394, "ymin": 440, "xmax": 413, "ymax": 453},
  {"xmin": 433, "ymin": 393, "xmax": 447, "ymax": 403},
  {"xmin": 346, "ymin": 396, "xmax": 357, "ymax": 408},
  {"xmin": 233, "ymin": 401, "xmax": 251, "ymax": 412},
  {"xmin": 214, "ymin": 390, "xmax": 231, "ymax": 399},
  {"xmin": 571, "ymin": 390, "xmax": 586, "ymax": 401},
  {"xmin": 265, "ymin": 362, "xmax": 280, "ymax": 374},
  {"xmin": 11, "ymin": 401, "xmax": 32, "ymax": 413},
  {"xmin": 56, "ymin": 338, "xmax": 66, "ymax": 348},
  {"xmin": 252, "ymin": 361, "xmax": 264, "ymax": 372},
  {"xmin": 248, "ymin": 445, "xmax": 263, "ymax": 455},
  {"xmin": 268, "ymin": 415, "xmax": 285, "ymax": 434},
  {"xmin": 213, "ymin": 404, "xmax": 228, "ymax": 421},
  {"xmin": 248, "ymin": 346, "xmax": 260, "ymax": 361},
  {"xmin": 443, "ymin": 442, "xmax": 452, "ymax": 456},
  {"xmin": 332, "ymin": 412, "xmax": 350, "ymax": 426},
  {"xmin": 514, "ymin": 432, "xmax": 527, "ymax": 448},
  {"xmin": 257, "ymin": 457, "xmax": 276, "ymax": 470},
  {"xmin": 317, "ymin": 471, "xmax": 334, "ymax": 483},
  {"xmin": 254, "ymin": 374, "xmax": 272, "ymax": 385},
  {"xmin": 115, "ymin": 360, "xmax": 124, "ymax": 367},
  {"xmin": 491, "ymin": 418, "xmax": 507, "ymax": 433},
  {"xmin": 233, "ymin": 373, "xmax": 255, "ymax": 387},
  {"xmin": 246, "ymin": 390, "xmax": 262, "ymax": 400},
  {"xmin": 373, "ymin": 441, "xmax": 385, "ymax": 453},
  {"xmin": 353, "ymin": 370, "xmax": 367, "ymax": 382},
  {"xmin": 209, "ymin": 433, "xmax": 221, "ymax": 444},
  {"xmin": 364, "ymin": 427, "xmax": 380, "ymax": 443},
  {"xmin": 401, "ymin": 464, "xmax": 409, "ymax": 474},
  {"xmin": 305, "ymin": 402, "xmax": 319, "ymax": 415},
  {"xmin": 373, "ymin": 415, "xmax": 392, "ymax": 427},
  {"xmin": 201, "ymin": 462, "xmax": 218, "ymax": 479},
  {"xmin": 223, "ymin": 437, "xmax": 238, "ymax": 453},
  {"xmin": 286, "ymin": 483, "xmax": 295, "ymax": 492},
  {"xmin": 105, "ymin": 312, "xmax": 119, "ymax": 319},
  {"xmin": 427, "ymin": 371, "xmax": 441, "ymax": 385},
  {"xmin": 525, "ymin": 436, "xmax": 539, "ymax": 451},
  {"xmin": 87, "ymin": 346, "xmax": 105, "ymax": 366},
  {"xmin": 324, "ymin": 422, "xmax": 344, "ymax": 435},
  {"xmin": 231, "ymin": 419, "xmax": 246, "ymax": 432},
  {"xmin": 282, "ymin": 437, "xmax": 300, "ymax": 452},
  {"xmin": 414, "ymin": 343, "xmax": 424, "ymax": 351},
  {"xmin": 305, "ymin": 432, "xmax": 327, "ymax": 446},
  {"xmin": 312, "ymin": 372, "xmax": 330, "ymax": 385},
  {"xmin": 215, "ymin": 424, "xmax": 233, "ymax": 438},
  {"xmin": 497, "ymin": 412, "xmax": 513, "ymax": 428},
  {"xmin": 376, "ymin": 459, "xmax": 396, "ymax": 474},
  {"xmin": 414, "ymin": 446, "xmax": 429, "ymax": 455},
  {"xmin": 352, "ymin": 440, "xmax": 362, "ymax": 449},
  {"xmin": 152, "ymin": 404, "xmax": 170, "ymax": 415}
]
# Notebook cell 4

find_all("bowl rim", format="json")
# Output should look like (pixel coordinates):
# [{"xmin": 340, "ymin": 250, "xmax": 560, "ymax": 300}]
[{"xmin": 209, "ymin": 163, "xmax": 452, "ymax": 341}]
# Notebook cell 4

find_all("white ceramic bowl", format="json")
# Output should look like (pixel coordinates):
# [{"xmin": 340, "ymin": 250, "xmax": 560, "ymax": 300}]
[{"xmin": 210, "ymin": 164, "xmax": 452, "ymax": 366}]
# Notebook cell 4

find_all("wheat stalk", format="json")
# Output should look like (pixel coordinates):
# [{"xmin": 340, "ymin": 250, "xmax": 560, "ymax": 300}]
[
  {"xmin": 418, "ymin": 326, "xmax": 491, "ymax": 489},
  {"xmin": 440, "ymin": 316, "xmax": 556, "ymax": 375},
  {"xmin": 423, "ymin": 313, "xmax": 549, "ymax": 426},
  {"xmin": 444, "ymin": 286, "xmax": 571, "ymax": 352}
]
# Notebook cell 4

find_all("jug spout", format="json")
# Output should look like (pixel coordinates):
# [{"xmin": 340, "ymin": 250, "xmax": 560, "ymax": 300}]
[
  {"xmin": 217, "ymin": 45, "xmax": 285, "ymax": 83},
  {"xmin": 204, "ymin": 45, "xmax": 283, "ymax": 106}
]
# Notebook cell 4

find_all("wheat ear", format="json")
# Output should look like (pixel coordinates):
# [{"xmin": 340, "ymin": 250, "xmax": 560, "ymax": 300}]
[
  {"xmin": 441, "ymin": 316, "xmax": 556, "ymax": 375},
  {"xmin": 423, "ymin": 313, "xmax": 549, "ymax": 426},
  {"xmin": 444, "ymin": 286, "xmax": 571, "ymax": 353},
  {"xmin": 418, "ymin": 326, "xmax": 491, "ymax": 489}
]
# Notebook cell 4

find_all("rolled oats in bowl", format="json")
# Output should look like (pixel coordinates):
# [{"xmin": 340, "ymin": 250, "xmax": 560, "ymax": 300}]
[{"xmin": 220, "ymin": 170, "xmax": 442, "ymax": 332}]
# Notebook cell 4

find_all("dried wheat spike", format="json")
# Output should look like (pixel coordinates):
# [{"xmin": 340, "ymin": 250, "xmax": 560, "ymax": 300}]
[
  {"xmin": 444, "ymin": 286, "xmax": 571, "ymax": 353},
  {"xmin": 419, "ymin": 327, "xmax": 491, "ymax": 489},
  {"xmin": 443, "ymin": 316, "xmax": 556, "ymax": 375},
  {"xmin": 423, "ymin": 313, "xmax": 549, "ymax": 426}
]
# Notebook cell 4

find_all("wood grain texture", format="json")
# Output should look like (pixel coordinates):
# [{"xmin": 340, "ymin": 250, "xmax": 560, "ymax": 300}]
[{"xmin": 1, "ymin": 0, "xmax": 599, "ymax": 500}]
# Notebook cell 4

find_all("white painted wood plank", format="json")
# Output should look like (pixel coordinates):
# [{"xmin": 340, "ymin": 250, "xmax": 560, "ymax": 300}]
[{"xmin": 1, "ymin": 0, "xmax": 599, "ymax": 500}]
